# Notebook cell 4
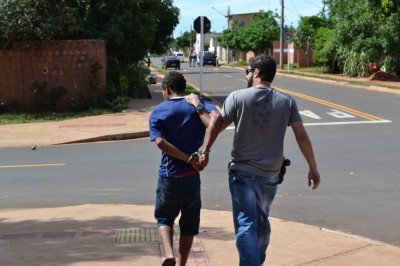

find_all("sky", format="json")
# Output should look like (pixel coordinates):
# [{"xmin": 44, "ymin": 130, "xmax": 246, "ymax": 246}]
[{"xmin": 172, "ymin": 0, "xmax": 323, "ymax": 38}]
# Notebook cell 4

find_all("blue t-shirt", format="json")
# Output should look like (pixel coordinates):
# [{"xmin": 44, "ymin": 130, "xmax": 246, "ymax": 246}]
[{"xmin": 149, "ymin": 97, "xmax": 216, "ymax": 177}]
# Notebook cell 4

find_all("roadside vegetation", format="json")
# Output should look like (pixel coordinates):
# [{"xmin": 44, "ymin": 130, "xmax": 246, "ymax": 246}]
[
  {"xmin": 0, "ymin": 0, "xmax": 179, "ymax": 113},
  {"xmin": 224, "ymin": 60, "xmax": 400, "ymax": 91},
  {"xmin": 0, "ymin": 63, "xmax": 211, "ymax": 125},
  {"xmin": 176, "ymin": 1, "xmax": 400, "ymax": 80},
  {"xmin": 0, "ymin": 109, "xmax": 112, "ymax": 125},
  {"xmin": 2, "ymin": 1, "xmax": 400, "ymax": 123},
  {"xmin": 278, "ymin": 67, "xmax": 400, "ymax": 91}
]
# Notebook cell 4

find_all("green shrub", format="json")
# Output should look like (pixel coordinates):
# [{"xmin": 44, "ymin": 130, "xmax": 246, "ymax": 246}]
[
  {"xmin": 106, "ymin": 96, "xmax": 129, "ymax": 112},
  {"xmin": 32, "ymin": 82, "xmax": 67, "ymax": 111},
  {"xmin": 127, "ymin": 61, "xmax": 151, "ymax": 98}
]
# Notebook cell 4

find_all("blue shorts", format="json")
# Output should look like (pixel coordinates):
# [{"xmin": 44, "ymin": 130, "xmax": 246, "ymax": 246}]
[{"xmin": 154, "ymin": 174, "xmax": 201, "ymax": 236}]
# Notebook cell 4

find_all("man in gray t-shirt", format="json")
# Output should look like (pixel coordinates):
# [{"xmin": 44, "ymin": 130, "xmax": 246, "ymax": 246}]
[
  {"xmin": 192, "ymin": 54, "xmax": 320, "ymax": 266},
  {"xmin": 222, "ymin": 86, "xmax": 302, "ymax": 177}
]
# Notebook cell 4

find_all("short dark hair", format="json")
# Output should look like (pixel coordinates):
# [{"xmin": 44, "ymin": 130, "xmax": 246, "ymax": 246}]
[
  {"xmin": 161, "ymin": 71, "xmax": 186, "ymax": 94},
  {"xmin": 249, "ymin": 54, "xmax": 277, "ymax": 83}
]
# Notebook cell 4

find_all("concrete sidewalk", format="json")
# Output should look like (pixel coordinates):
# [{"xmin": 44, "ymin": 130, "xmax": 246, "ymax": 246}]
[
  {"xmin": 1, "ymin": 71, "xmax": 400, "ymax": 265},
  {"xmin": 1, "ymin": 204, "xmax": 399, "ymax": 266}
]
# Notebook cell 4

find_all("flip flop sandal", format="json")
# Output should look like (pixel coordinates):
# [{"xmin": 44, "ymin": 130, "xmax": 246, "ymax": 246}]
[{"xmin": 162, "ymin": 257, "xmax": 176, "ymax": 266}]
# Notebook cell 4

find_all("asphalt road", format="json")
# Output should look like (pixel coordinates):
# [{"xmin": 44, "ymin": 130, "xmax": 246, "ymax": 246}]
[
  {"xmin": 171, "ymin": 60, "xmax": 400, "ymax": 246},
  {"xmin": 1, "ymin": 60, "xmax": 400, "ymax": 246}
]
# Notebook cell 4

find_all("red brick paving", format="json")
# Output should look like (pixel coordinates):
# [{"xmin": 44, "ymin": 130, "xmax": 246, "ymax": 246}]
[{"xmin": 160, "ymin": 239, "xmax": 210, "ymax": 266}]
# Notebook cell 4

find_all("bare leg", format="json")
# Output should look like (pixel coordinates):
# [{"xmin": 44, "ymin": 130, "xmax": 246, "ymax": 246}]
[
  {"xmin": 177, "ymin": 235, "xmax": 194, "ymax": 266},
  {"xmin": 158, "ymin": 226, "xmax": 175, "ymax": 265}
]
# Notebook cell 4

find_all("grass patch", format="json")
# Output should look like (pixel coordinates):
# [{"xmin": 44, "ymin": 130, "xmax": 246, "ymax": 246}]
[
  {"xmin": 346, "ymin": 80, "xmax": 400, "ymax": 90},
  {"xmin": 279, "ymin": 69, "xmax": 400, "ymax": 91},
  {"xmin": 151, "ymin": 65, "xmax": 168, "ymax": 76},
  {"xmin": 229, "ymin": 60, "xmax": 248, "ymax": 68},
  {"xmin": 298, "ymin": 66, "xmax": 328, "ymax": 73},
  {"xmin": 185, "ymin": 85, "xmax": 212, "ymax": 102},
  {"xmin": 0, "ymin": 109, "xmax": 112, "ymax": 125}
]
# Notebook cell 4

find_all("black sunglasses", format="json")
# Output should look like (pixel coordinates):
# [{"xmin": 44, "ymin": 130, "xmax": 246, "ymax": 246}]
[{"xmin": 246, "ymin": 68, "xmax": 255, "ymax": 75}]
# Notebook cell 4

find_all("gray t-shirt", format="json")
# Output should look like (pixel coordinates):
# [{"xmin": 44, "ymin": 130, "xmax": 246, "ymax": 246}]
[{"xmin": 221, "ymin": 87, "xmax": 302, "ymax": 177}]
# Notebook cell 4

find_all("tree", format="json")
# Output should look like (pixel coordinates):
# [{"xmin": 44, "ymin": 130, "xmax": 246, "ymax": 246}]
[
  {"xmin": 218, "ymin": 11, "xmax": 279, "ymax": 55},
  {"xmin": 83, "ymin": 0, "xmax": 157, "ymax": 65},
  {"xmin": 81, "ymin": 0, "xmax": 179, "ymax": 98},
  {"xmin": 239, "ymin": 11, "xmax": 280, "ymax": 54},
  {"xmin": 148, "ymin": 0, "xmax": 179, "ymax": 54},
  {"xmin": 313, "ymin": 27, "xmax": 338, "ymax": 72},
  {"xmin": 175, "ymin": 30, "xmax": 195, "ymax": 51},
  {"xmin": 0, "ymin": 0, "xmax": 82, "ymax": 49},
  {"xmin": 217, "ymin": 25, "xmax": 242, "ymax": 53},
  {"xmin": 322, "ymin": 0, "xmax": 400, "ymax": 76},
  {"xmin": 0, "ymin": 0, "xmax": 179, "ymax": 62},
  {"xmin": 294, "ymin": 16, "xmax": 329, "ymax": 51},
  {"xmin": 0, "ymin": 0, "xmax": 180, "ymax": 103}
]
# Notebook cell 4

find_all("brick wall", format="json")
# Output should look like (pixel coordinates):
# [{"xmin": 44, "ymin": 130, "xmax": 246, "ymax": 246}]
[
  {"xmin": 0, "ymin": 40, "xmax": 106, "ymax": 111},
  {"xmin": 272, "ymin": 40, "xmax": 313, "ymax": 67}
]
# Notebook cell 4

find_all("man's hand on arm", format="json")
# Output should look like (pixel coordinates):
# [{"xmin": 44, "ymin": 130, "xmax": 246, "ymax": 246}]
[
  {"xmin": 185, "ymin": 93, "xmax": 201, "ymax": 107},
  {"xmin": 185, "ymin": 93, "xmax": 214, "ymax": 127}
]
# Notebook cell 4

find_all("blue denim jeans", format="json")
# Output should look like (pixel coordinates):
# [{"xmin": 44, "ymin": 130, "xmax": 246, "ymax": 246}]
[{"xmin": 229, "ymin": 170, "xmax": 278, "ymax": 266}]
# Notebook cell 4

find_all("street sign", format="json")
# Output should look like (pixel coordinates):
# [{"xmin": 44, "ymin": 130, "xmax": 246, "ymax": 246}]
[
  {"xmin": 193, "ymin": 16, "xmax": 211, "ymax": 96},
  {"xmin": 194, "ymin": 16, "xmax": 211, "ymax": 33}
]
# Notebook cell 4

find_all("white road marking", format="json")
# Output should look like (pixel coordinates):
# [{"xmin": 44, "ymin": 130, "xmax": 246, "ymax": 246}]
[{"xmin": 225, "ymin": 119, "xmax": 391, "ymax": 130}]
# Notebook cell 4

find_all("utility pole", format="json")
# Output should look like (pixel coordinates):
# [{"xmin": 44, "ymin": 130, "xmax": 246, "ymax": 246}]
[
  {"xmin": 190, "ymin": 24, "xmax": 192, "ymax": 49},
  {"xmin": 280, "ymin": 0, "xmax": 284, "ymax": 69},
  {"xmin": 212, "ymin": 6, "xmax": 230, "ymax": 63},
  {"xmin": 226, "ymin": 6, "xmax": 231, "ymax": 64}
]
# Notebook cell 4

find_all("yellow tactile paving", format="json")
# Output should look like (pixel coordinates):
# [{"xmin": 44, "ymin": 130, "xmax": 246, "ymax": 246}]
[
  {"xmin": 0, "ymin": 126, "xmax": 12, "ymax": 131},
  {"xmin": 127, "ymin": 121, "xmax": 149, "ymax": 126},
  {"xmin": 116, "ymin": 228, "xmax": 180, "ymax": 243}
]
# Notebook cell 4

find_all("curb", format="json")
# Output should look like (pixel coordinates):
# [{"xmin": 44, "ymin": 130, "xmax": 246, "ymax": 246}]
[{"xmin": 58, "ymin": 131, "xmax": 150, "ymax": 145}]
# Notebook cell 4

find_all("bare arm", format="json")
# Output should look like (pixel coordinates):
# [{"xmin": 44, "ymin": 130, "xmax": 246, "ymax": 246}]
[
  {"xmin": 185, "ymin": 93, "xmax": 230, "ymax": 130},
  {"xmin": 291, "ymin": 121, "xmax": 321, "ymax": 189},
  {"xmin": 197, "ymin": 113, "xmax": 222, "ymax": 168},
  {"xmin": 201, "ymin": 112, "xmax": 222, "ymax": 153},
  {"xmin": 184, "ymin": 93, "xmax": 230, "ymax": 166},
  {"xmin": 185, "ymin": 93, "xmax": 213, "ymax": 127}
]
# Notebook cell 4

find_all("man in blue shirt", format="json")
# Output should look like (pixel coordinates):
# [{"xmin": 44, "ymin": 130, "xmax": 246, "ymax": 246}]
[{"xmin": 149, "ymin": 71, "xmax": 219, "ymax": 266}]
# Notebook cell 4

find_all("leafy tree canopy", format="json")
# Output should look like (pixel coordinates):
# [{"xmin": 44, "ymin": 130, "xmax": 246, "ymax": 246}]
[
  {"xmin": 239, "ymin": 11, "xmax": 280, "ymax": 54},
  {"xmin": 0, "ymin": 0, "xmax": 179, "ymax": 64},
  {"xmin": 304, "ymin": 0, "xmax": 400, "ymax": 76},
  {"xmin": 218, "ymin": 11, "xmax": 279, "ymax": 54},
  {"xmin": 0, "ymin": 0, "xmax": 180, "ymax": 102},
  {"xmin": 293, "ymin": 15, "xmax": 329, "ymax": 49},
  {"xmin": 0, "ymin": 0, "xmax": 82, "ymax": 49},
  {"xmin": 82, "ymin": 0, "xmax": 179, "ymax": 64},
  {"xmin": 175, "ymin": 30, "xmax": 196, "ymax": 50}
]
